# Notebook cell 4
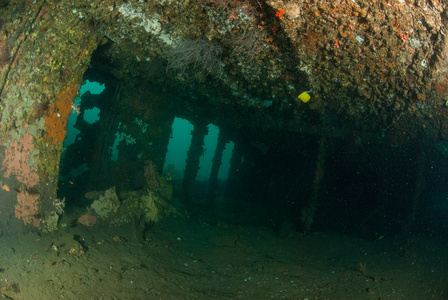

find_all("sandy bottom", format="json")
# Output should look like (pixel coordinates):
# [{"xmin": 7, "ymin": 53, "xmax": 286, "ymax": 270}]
[{"xmin": 0, "ymin": 214, "xmax": 446, "ymax": 300}]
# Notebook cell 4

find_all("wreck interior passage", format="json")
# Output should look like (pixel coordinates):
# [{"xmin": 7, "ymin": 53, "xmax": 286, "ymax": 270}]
[
  {"xmin": 8, "ymin": 62, "xmax": 448, "ymax": 298},
  {"xmin": 2, "ymin": 0, "xmax": 448, "ymax": 298}
]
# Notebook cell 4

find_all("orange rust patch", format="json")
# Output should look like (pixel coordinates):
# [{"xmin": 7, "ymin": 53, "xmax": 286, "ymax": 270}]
[
  {"xmin": 300, "ymin": 30, "xmax": 322, "ymax": 55},
  {"xmin": 417, "ymin": 93, "xmax": 426, "ymax": 101},
  {"xmin": 363, "ymin": 90, "xmax": 371, "ymax": 99},
  {"xmin": 45, "ymin": 84, "xmax": 78, "ymax": 146},
  {"xmin": 434, "ymin": 81, "xmax": 448, "ymax": 97}
]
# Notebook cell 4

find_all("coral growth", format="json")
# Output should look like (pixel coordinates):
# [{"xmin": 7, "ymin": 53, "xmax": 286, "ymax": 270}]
[
  {"xmin": 2, "ymin": 128, "xmax": 39, "ymax": 188},
  {"xmin": 40, "ymin": 211, "xmax": 59, "ymax": 232},
  {"xmin": 77, "ymin": 212, "xmax": 97, "ymax": 226},
  {"xmin": 53, "ymin": 197, "xmax": 65, "ymax": 215},
  {"xmin": 90, "ymin": 187, "xmax": 120, "ymax": 219},
  {"xmin": 141, "ymin": 192, "xmax": 160, "ymax": 223},
  {"xmin": 45, "ymin": 84, "xmax": 78, "ymax": 146},
  {"xmin": 144, "ymin": 160, "xmax": 160, "ymax": 190},
  {"xmin": 167, "ymin": 39, "xmax": 223, "ymax": 76},
  {"xmin": 15, "ymin": 191, "xmax": 40, "ymax": 227}
]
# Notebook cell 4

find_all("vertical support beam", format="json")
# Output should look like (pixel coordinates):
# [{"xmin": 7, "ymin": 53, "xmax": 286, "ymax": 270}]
[
  {"xmin": 88, "ymin": 81, "xmax": 122, "ymax": 191},
  {"xmin": 181, "ymin": 121, "xmax": 208, "ymax": 205},
  {"xmin": 301, "ymin": 136, "xmax": 327, "ymax": 234},
  {"xmin": 207, "ymin": 129, "xmax": 228, "ymax": 208},
  {"xmin": 158, "ymin": 114, "xmax": 176, "ymax": 172},
  {"xmin": 258, "ymin": 157, "xmax": 274, "ymax": 204},
  {"xmin": 406, "ymin": 142, "xmax": 426, "ymax": 232},
  {"xmin": 225, "ymin": 140, "xmax": 244, "ymax": 198}
]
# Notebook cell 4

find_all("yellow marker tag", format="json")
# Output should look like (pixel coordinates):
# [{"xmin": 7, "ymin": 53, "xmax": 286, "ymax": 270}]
[{"xmin": 298, "ymin": 91, "xmax": 311, "ymax": 103}]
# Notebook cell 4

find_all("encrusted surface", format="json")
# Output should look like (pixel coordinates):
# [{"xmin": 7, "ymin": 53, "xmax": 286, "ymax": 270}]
[
  {"xmin": 45, "ymin": 84, "xmax": 79, "ymax": 147},
  {"xmin": 2, "ymin": 128, "xmax": 39, "ymax": 189}
]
